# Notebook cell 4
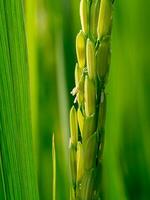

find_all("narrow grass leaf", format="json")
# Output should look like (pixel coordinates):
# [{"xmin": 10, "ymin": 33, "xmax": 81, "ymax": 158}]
[
  {"xmin": 52, "ymin": 135, "xmax": 56, "ymax": 200},
  {"xmin": 0, "ymin": 0, "xmax": 39, "ymax": 199}
]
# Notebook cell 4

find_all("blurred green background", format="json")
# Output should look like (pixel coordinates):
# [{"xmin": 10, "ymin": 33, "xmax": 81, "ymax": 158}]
[{"xmin": 25, "ymin": 0, "xmax": 150, "ymax": 199}]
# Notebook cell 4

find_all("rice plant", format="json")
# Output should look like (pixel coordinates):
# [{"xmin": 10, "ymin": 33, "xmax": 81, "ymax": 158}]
[
  {"xmin": 1, "ymin": 0, "xmax": 150, "ymax": 199},
  {"xmin": 69, "ymin": 0, "xmax": 114, "ymax": 199}
]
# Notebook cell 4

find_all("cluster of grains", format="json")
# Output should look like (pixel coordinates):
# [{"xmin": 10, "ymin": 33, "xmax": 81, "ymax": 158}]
[{"xmin": 69, "ymin": 0, "xmax": 114, "ymax": 199}]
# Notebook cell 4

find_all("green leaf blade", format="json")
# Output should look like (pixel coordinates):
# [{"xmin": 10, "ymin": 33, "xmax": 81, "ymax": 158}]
[{"xmin": 0, "ymin": 0, "xmax": 39, "ymax": 199}]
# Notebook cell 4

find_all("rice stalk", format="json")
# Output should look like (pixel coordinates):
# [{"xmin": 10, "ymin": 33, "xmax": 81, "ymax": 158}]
[
  {"xmin": 69, "ymin": 0, "xmax": 114, "ymax": 199},
  {"xmin": 52, "ymin": 134, "xmax": 56, "ymax": 200}
]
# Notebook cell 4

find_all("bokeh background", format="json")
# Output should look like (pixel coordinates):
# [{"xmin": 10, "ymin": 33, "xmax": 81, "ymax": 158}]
[{"xmin": 25, "ymin": 0, "xmax": 150, "ymax": 199}]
